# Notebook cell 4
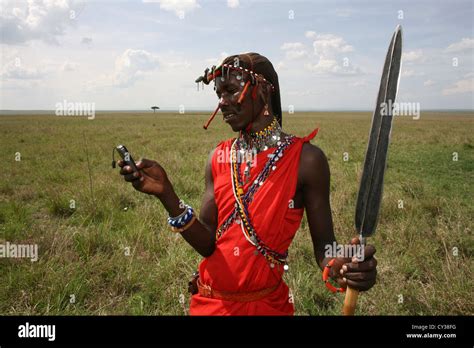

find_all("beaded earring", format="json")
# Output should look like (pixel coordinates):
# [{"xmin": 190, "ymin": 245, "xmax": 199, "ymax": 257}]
[{"xmin": 264, "ymin": 104, "xmax": 269, "ymax": 116}]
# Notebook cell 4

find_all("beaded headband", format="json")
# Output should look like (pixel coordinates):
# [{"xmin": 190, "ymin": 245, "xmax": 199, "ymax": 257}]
[
  {"xmin": 204, "ymin": 63, "xmax": 275, "ymax": 92},
  {"xmin": 196, "ymin": 63, "xmax": 275, "ymax": 130}
]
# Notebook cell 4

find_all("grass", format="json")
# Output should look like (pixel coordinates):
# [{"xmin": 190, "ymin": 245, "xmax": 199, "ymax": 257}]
[{"xmin": 0, "ymin": 111, "xmax": 472, "ymax": 315}]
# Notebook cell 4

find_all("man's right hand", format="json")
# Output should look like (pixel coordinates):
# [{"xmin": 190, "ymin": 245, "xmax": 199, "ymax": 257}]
[
  {"xmin": 117, "ymin": 150, "xmax": 218, "ymax": 258},
  {"xmin": 118, "ymin": 158, "xmax": 172, "ymax": 198}
]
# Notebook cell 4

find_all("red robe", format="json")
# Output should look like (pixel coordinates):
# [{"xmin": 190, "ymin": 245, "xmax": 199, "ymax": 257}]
[{"xmin": 190, "ymin": 129, "xmax": 319, "ymax": 315}]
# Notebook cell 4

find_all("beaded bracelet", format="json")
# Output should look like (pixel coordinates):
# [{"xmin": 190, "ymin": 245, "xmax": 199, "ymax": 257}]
[
  {"xmin": 322, "ymin": 258, "xmax": 346, "ymax": 293},
  {"xmin": 167, "ymin": 204, "xmax": 195, "ymax": 228},
  {"xmin": 170, "ymin": 215, "xmax": 197, "ymax": 233}
]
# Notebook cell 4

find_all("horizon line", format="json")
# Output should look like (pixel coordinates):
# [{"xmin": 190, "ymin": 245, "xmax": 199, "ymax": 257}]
[{"xmin": 1, "ymin": 109, "xmax": 473, "ymax": 113}]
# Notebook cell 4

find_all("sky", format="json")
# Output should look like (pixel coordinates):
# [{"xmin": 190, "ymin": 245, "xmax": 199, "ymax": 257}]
[{"xmin": 0, "ymin": 0, "xmax": 473, "ymax": 111}]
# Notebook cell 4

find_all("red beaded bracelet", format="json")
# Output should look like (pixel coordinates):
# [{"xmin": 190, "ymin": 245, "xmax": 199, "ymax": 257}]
[{"xmin": 322, "ymin": 258, "xmax": 346, "ymax": 293}]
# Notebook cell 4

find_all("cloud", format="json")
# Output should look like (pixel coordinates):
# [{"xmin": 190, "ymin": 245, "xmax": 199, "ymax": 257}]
[
  {"xmin": 204, "ymin": 52, "xmax": 229, "ymax": 66},
  {"xmin": 401, "ymin": 68, "xmax": 425, "ymax": 77},
  {"xmin": 1, "ymin": 59, "xmax": 45, "ymax": 80},
  {"xmin": 311, "ymin": 33, "xmax": 354, "ymax": 56},
  {"xmin": 334, "ymin": 8, "xmax": 354, "ymax": 17},
  {"xmin": 445, "ymin": 38, "xmax": 474, "ymax": 53},
  {"xmin": 81, "ymin": 37, "xmax": 92, "ymax": 45},
  {"xmin": 276, "ymin": 61, "xmax": 285, "ymax": 70},
  {"xmin": 0, "ymin": 79, "xmax": 41, "ymax": 90},
  {"xmin": 280, "ymin": 32, "xmax": 359, "ymax": 75},
  {"xmin": 164, "ymin": 59, "xmax": 191, "ymax": 69},
  {"xmin": 60, "ymin": 61, "xmax": 79, "ymax": 72},
  {"xmin": 280, "ymin": 42, "xmax": 308, "ymax": 60},
  {"xmin": 287, "ymin": 90, "xmax": 321, "ymax": 96},
  {"xmin": 0, "ymin": 0, "xmax": 78, "ymax": 45},
  {"xmin": 280, "ymin": 42, "xmax": 305, "ymax": 50},
  {"xmin": 0, "ymin": 50, "xmax": 78, "ymax": 86},
  {"xmin": 90, "ymin": 49, "xmax": 191, "ymax": 89},
  {"xmin": 403, "ymin": 49, "xmax": 424, "ymax": 63},
  {"xmin": 87, "ymin": 49, "xmax": 160, "ymax": 88},
  {"xmin": 301, "ymin": 32, "xmax": 359, "ymax": 74},
  {"xmin": 352, "ymin": 79, "xmax": 367, "ymax": 87},
  {"xmin": 227, "ymin": 0, "xmax": 239, "ymax": 8},
  {"xmin": 442, "ymin": 77, "xmax": 474, "ymax": 96},
  {"xmin": 143, "ymin": 0, "xmax": 200, "ymax": 18},
  {"xmin": 112, "ymin": 49, "xmax": 159, "ymax": 87},
  {"xmin": 304, "ymin": 58, "xmax": 343, "ymax": 74},
  {"xmin": 423, "ymin": 79, "xmax": 435, "ymax": 87},
  {"xmin": 285, "ymin": 50, "xmax": 309, "ymax": 60}
]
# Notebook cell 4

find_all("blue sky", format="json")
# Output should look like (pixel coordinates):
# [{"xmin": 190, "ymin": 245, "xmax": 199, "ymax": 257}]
[{"xmin": 1, "ymin": 0, "xmax": 473, "ymax": 110}]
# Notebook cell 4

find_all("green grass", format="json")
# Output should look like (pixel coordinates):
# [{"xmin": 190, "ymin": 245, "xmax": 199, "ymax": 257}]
[{"xmin": 0, "ymin": 111, "xmax": 472, "ymax": 315}]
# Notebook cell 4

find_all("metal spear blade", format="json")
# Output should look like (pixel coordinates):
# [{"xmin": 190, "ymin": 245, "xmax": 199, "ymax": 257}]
[{"xmin": 355, "ymin": 25, "xmax": 403, "ymax": 238}]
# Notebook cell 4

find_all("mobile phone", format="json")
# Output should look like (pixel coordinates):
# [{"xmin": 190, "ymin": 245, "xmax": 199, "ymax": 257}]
[{"xmin": 115, "ymin": 144, "xmax": 139, "ymax": 172}]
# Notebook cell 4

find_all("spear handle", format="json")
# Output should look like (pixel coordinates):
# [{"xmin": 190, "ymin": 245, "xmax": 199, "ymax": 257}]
[
  {"xmin": 342, "ymin": 235, "xmax": 365, "ymax": 315},
  {"xmin": 343, "ymin": 287, "xmax": 359, "ymax": 315}
]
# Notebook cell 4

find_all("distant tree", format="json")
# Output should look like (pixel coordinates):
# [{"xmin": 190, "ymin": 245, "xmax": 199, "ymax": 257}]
[{"xmin": 151, "ymin": 106, "xmax": 160, "ymax": 113}]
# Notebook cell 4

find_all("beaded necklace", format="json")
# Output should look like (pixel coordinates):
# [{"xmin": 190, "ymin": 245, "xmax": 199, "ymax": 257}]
[
  {"xmin": 238, "ymin": 117, "xmax": 282, "ymax": 184},
  {"xmin": 216, "ymin": 118, "xmax": 292, "ymax": 239},
  {"xmin": 239, "ymin": 117, "xmax": 281, "ymax": 152},
  {"xmin": 227, "ymin": 129, "xmax": 295, "ymax": 267}
]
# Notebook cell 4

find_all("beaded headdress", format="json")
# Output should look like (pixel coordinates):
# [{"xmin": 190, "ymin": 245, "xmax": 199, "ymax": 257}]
[{"xmin": 195, "ymin": 53, "xmax": 282, "ymax": 129}]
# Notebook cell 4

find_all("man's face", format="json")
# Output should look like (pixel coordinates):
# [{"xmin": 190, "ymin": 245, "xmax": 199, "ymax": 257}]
[{"xmin": 215, "ymin": 71, "xmax": 260, "ymax": 132}]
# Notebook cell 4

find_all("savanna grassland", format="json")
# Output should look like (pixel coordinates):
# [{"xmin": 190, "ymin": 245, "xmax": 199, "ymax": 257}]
[{"xmin": 0, "ymin": 111, "xmax": 472, "ymax": 315}]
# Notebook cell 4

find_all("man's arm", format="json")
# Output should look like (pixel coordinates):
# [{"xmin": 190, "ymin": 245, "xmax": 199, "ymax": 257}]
[
  {"xmin": 299, "ymin": 143, "xmax": 336, "ymax": 270},
  {"xmin": 179, "ymin": 149, "xmax": 217, "ymax": 257},
  {"xmin": 299, "ymin": 143, "xmax": 377, "ymax": 291},
  {"xmin": 118, "ymin": 150, "xmax": 218, "ymax": 257}
]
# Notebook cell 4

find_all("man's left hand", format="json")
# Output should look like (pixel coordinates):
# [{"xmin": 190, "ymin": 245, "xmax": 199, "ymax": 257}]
[{"xmin": 330, "ymin": 237, "xmax": 377, "ymax": 292}]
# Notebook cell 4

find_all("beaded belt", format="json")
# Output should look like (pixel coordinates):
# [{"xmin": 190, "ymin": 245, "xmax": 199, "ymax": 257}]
[{"xmin": 197, "ymin": 278, "xmax": 280, "ymax": 302}]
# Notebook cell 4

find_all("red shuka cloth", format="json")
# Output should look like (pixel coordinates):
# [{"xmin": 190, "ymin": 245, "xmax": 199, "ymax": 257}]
[{"xmin": 190, "ymin": 128, "xmax": 319, "ymax": 315}]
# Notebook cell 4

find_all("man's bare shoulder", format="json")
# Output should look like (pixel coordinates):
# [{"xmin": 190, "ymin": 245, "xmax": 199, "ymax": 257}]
[
  {"xmin": 298, "ymin": 142, "xmax": 330, "ymax": 185},
  {"xmin": 300, "ymin": 142, "xmax": 328, "ymax": 168}
]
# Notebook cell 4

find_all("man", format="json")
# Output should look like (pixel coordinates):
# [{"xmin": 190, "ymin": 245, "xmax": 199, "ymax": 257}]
[{"xmin": 118, "ymin": 52, "xmax": 377, "ymax": 315}]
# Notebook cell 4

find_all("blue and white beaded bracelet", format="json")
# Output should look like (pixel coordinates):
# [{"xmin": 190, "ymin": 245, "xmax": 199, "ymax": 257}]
[{"xmin": 167, "ymin": 204, "xmax": 195, "ymax": 228}]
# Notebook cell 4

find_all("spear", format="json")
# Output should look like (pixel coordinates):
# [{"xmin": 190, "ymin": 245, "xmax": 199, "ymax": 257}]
[{"xmin": 343, "ymin": 25, "xmax": 403, "ymax": 315}]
